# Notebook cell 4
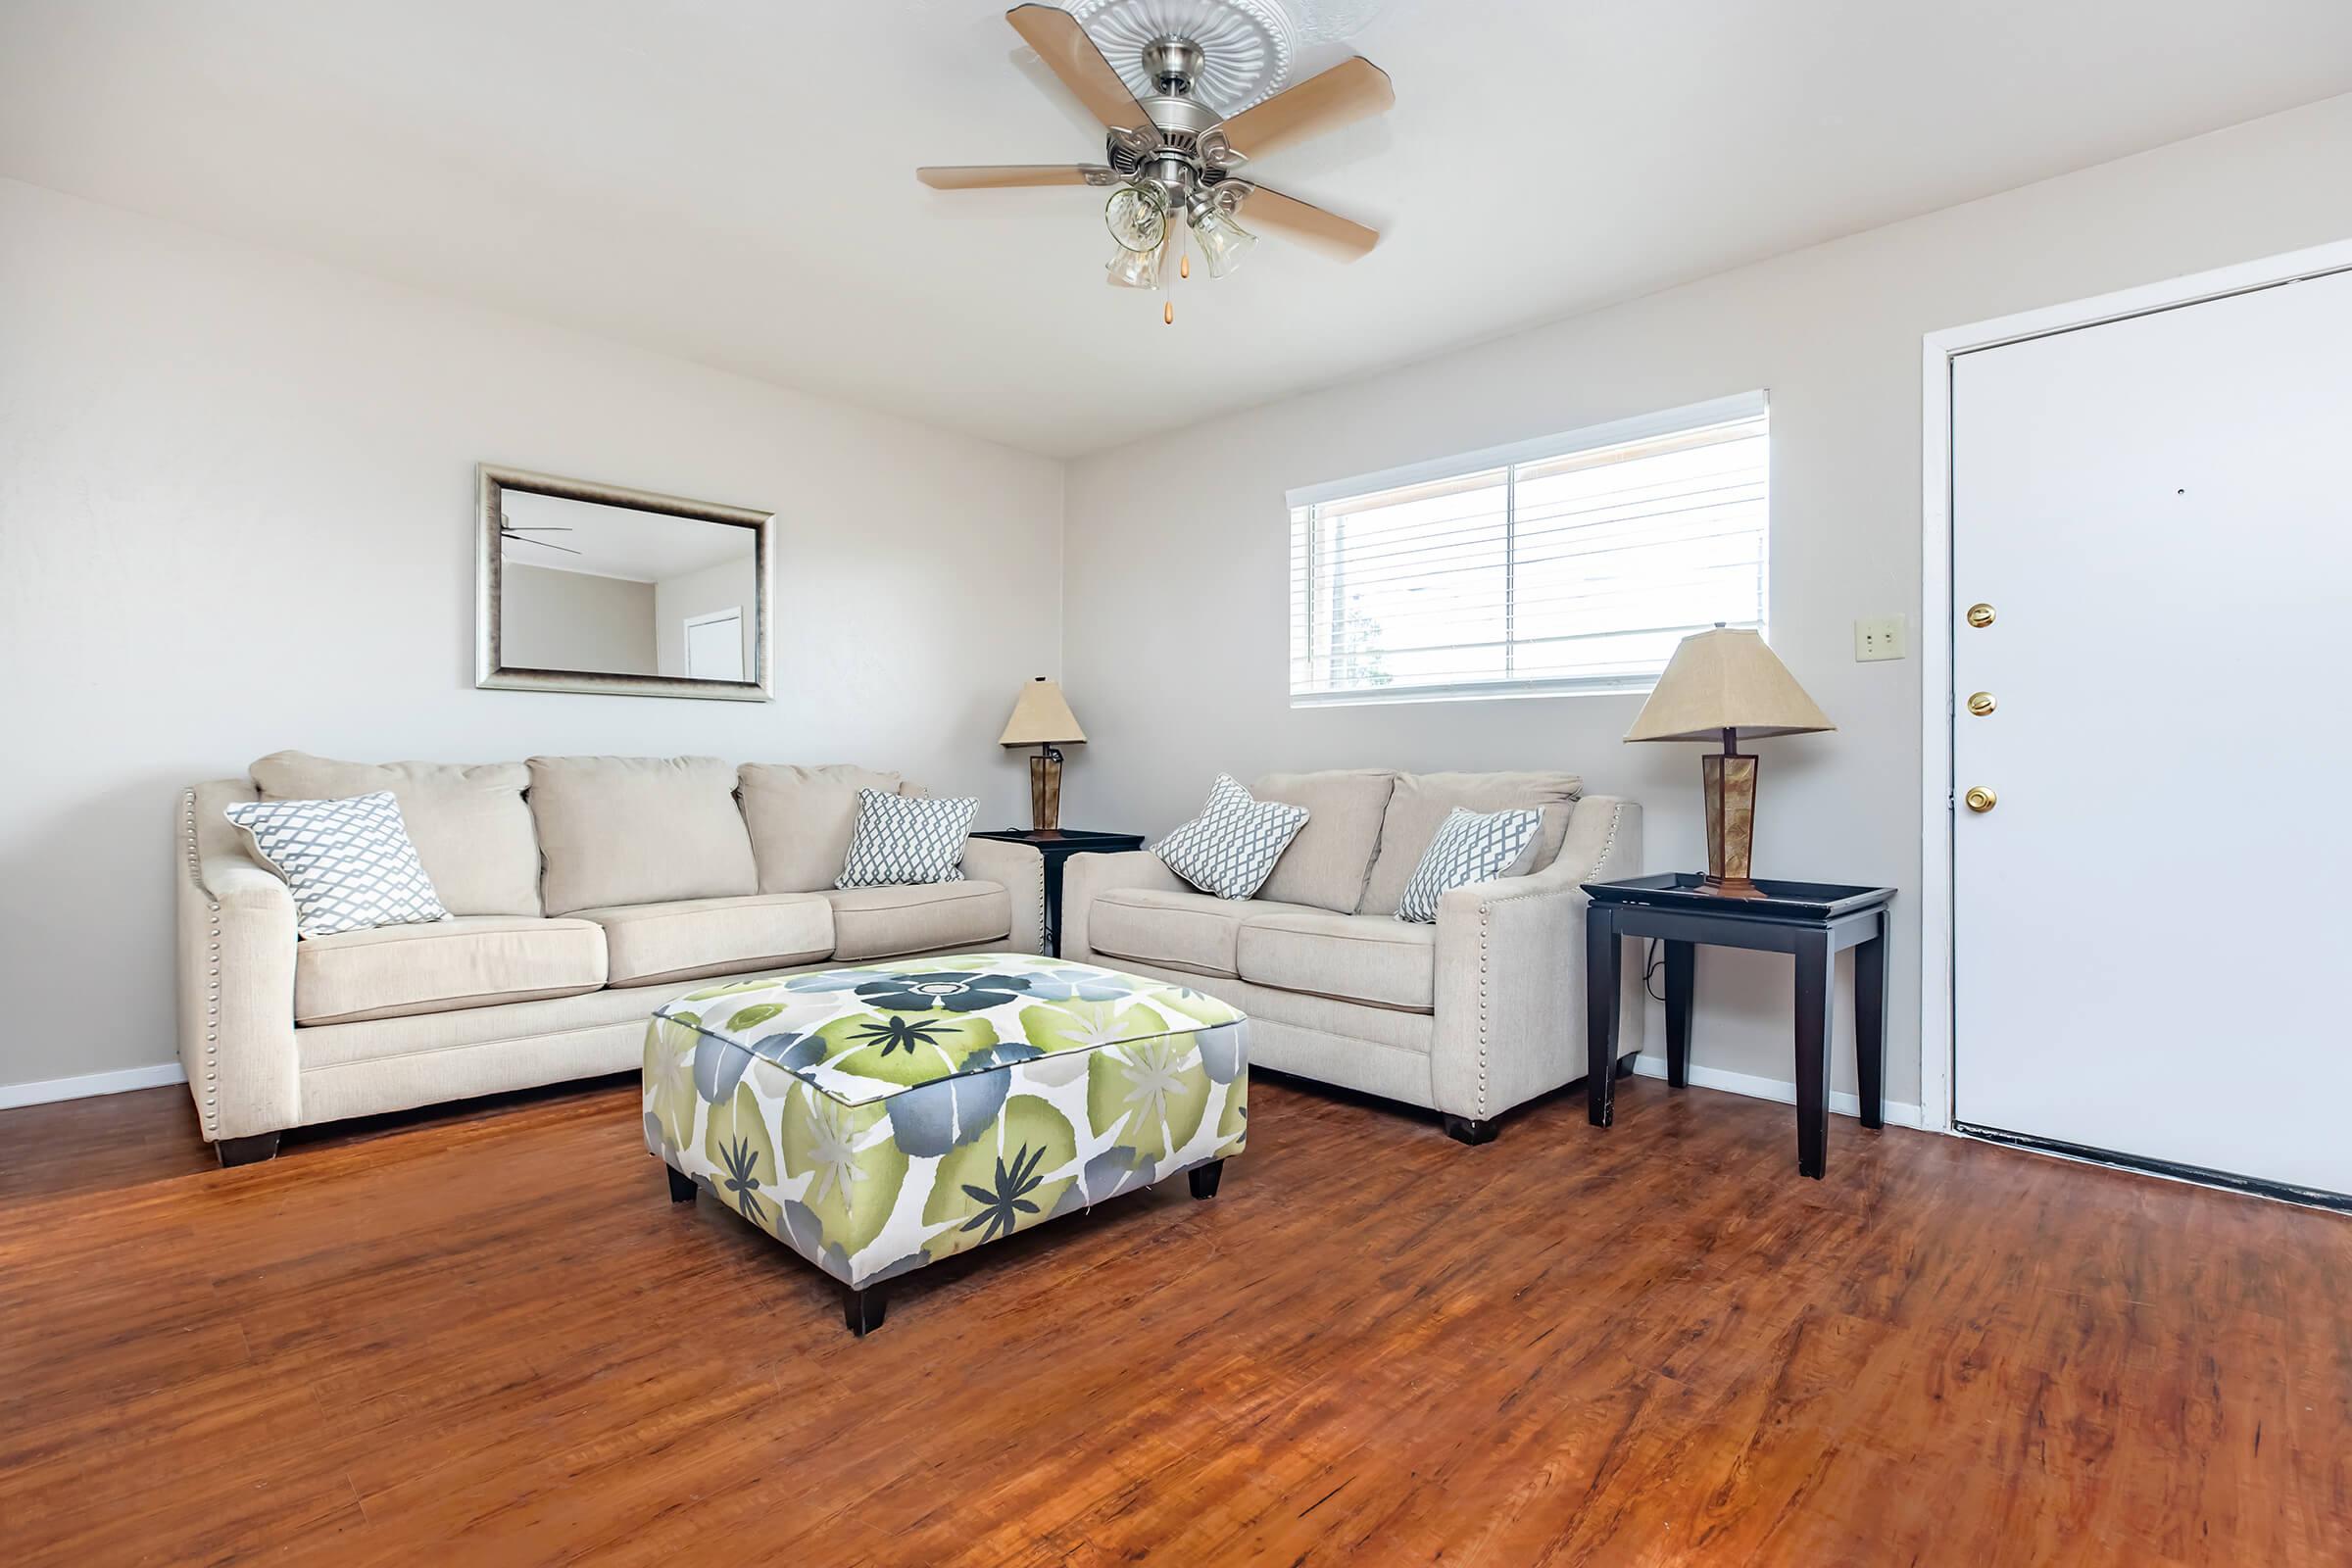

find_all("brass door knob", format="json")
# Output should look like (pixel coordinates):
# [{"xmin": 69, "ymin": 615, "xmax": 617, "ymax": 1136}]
[
  {"xmin": 1964, "ymin": 786, "xmax": 1997, "ymax": 813},
  {"xmin": 1966, "ymin": 691, "xmax": 1996, "ymax": 715},
  {"xmin": 1966, "ymin": 603, "xmax": 1995, "ymax": 628}
]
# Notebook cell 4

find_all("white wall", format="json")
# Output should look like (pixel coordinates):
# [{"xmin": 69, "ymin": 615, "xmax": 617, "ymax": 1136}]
[
  {"xmin": 503, "ymin": 562, "xmax": 657, "ymax": 674},
  {"xmin": 1061, "ymin": 95, "xmax": 2352, "ymax": 1117},
  {"xmin": 0, "ymin": 176, "xmax": 1062, "ymax": 1092}
]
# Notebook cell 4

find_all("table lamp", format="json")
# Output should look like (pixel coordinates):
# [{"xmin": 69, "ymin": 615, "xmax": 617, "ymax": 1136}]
[
  {"xmin": 999, "ymin": 676, "xmax": 1086, "ymax": 833},
  {"xmin": 1624, "ymin": 627, "xmax": 1834, "ymax": 898}
]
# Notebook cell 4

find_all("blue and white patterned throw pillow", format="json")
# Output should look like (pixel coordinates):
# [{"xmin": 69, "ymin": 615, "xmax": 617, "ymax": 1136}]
[
  {"xmin": 837, "ymin": 788, "xmax": 978, "ymax": 888},
  {"xmin": 1153, "ymin": 773, "xmax": 1311, "ymax": 900},
  {"xmin": 223, "ymin": 790, "xmax": 449, "ymax": 939},
  {"xmin": 1395, "ymin": 807, "xmax": 1543, "ymax": 923}
]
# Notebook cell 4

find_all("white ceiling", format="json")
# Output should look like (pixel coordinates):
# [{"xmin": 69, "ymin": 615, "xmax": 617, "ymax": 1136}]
[
  {"xmin": 4, "ymin": 2, "xmax": 2348, "ymax": 459},
  {"xmin": 498, "ymin": 490, "xmax": 751, "ymax": 583}
]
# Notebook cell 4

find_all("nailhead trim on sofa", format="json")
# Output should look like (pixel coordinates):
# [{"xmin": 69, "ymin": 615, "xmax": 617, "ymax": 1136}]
[
  {"xmin": 1469, "ymin": 801, "xmax": 1625, "ymax": 1119},
  {"xmin": 181, "ymin": 789, "xmax": 222, "ymax": 1138}
]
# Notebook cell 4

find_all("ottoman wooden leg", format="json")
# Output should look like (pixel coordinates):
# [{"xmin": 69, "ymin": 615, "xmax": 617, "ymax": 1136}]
[
  {"xmin": 664, "ymin": 1165, "xmax": 696, "ymax": 1203},
  {"xmin": 1188, "ymin": 1159, "xmax": 1224, "ymax": 1200},
  {"xmin": 844, "ymin": 1286, "xmax": 887, "ymax": 1337}
]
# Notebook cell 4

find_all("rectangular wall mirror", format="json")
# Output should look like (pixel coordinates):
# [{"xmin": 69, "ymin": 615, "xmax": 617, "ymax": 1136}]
[{"xmin": 475, "ymin": 465, "xmax": 776, "ymax": 701}]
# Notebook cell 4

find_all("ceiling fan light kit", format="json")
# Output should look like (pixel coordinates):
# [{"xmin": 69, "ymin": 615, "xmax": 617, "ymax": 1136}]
[{"xmin": 917, "ymin": 2, "xmax": 1392, "ymax": 323}]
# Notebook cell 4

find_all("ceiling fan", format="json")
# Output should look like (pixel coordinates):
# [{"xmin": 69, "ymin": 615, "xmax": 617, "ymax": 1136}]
[
  {"xmin": 499, "ymin": 514, "xmax": 580, "ymax": 556},
  {"xmin": 918, "ymin": 3, "xmax": 1394, "ymax": 321}
]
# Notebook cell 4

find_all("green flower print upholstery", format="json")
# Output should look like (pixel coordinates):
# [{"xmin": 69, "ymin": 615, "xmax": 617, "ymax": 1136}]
[{"xmin": 642, "ymin": 954, "xmax": 1249, "ymax": 1304}]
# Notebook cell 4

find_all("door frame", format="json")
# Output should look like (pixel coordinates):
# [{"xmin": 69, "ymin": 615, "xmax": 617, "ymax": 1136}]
[
  {"xmin": 1916, "ymin": 236, "xmax": 2352, "ymax": 1135},
  {"xmin": 681, "ymin": 606, "xmax": 746, "ymax": 680}
]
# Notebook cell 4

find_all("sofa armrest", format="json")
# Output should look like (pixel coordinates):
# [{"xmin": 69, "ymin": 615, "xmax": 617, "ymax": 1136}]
[
  {"xmin": 178, "ymin": 782, "xmax": 300, "ymax": 1142},
  {"xmin": 1058, "ymin": 849, "xmax": 1185, "ymax": 961},
  {"xmin": 958, "ymin": 836, "xmax": 1048, "ymax": 955},
  {"xmin": 1429, "ymin": 796, "xmax": 1644, "ymax": 1122}
]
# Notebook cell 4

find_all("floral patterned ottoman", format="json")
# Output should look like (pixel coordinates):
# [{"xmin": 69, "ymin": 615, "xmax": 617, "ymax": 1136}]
[{"xmin": 642, "ymin": 954, "xmax": 1248, "ymax": 1335}]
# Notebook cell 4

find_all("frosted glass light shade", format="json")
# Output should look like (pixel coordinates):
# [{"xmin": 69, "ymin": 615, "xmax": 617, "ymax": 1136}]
[
  {"xmin": 1193, "ymin": 208, "xmax": 1257, "ymax": 277},
  {"xmin": 1105, "ymin": 240, "xmax": 1163, "ymax": 289}
]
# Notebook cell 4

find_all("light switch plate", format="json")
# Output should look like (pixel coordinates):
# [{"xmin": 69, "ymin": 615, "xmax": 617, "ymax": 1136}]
[{"xmin": 1854, "ymin": 615, "xmax": 1906, "ymax": 662}]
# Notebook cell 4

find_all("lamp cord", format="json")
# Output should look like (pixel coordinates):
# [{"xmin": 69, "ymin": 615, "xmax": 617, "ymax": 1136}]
[{"xmin": 1642, "ymin": 939, "xmax": 1666, "ymax": 1004}]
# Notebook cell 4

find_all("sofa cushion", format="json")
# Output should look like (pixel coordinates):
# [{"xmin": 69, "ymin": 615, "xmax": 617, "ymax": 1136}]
[
  {"xmin": 293, "ymin": 915, "xmax": 608, "ymax": 1026},
  {"xmin": 825, "ymin": 881, "xmax": 1010, "ymax": 961},
  {"xmin": 1358, "ymin": 770, "xmax": 1584, "ymax": 915},
  {"xmin": 252, "ymin": 751, "xmax": 541, "ymax": 915},
  {"xmin": 739, "ymin": 763, "xmax": 903, "ymax": 893},
  {"xmin": 526, "ymin": 756, "xmax": 758, "ymax": 915},
  {"xmin": 1249, "ymin": 770, "xmax": 1396, "ymax": 912},
  {"xmin": 576, "ymin": 894, "xmax": 834, "ymax": 988},
  {"xmin": 1237, "ymin": 908, "xmax": 1438, "ymax": 1012},
  {"xmin": 1088, "ymin": 886, "xmax": 1320, "ymax": 978}
]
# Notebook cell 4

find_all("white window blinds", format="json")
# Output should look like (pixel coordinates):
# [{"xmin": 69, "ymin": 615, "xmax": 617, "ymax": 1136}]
[{"xmin": 1289, "ymin": 393, "xmax": 1768, "ymax": 704}]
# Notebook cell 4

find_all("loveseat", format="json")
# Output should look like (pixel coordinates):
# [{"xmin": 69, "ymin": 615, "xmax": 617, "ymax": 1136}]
[
  {"xmin": 1061, "ymin": 770, "xmax": 1642, "ymax": 1142},
  {"xmin": 177, "ymin": 753, "xmax": 1043, "ymax": 1163}
]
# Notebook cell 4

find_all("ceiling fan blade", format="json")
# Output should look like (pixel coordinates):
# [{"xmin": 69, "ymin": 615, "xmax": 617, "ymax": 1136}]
[
  {"xmin": 1233, "ymin": 184, "xmax": 1379, "ymax": 262},
  {"xmin": 1004, "ymin": 4, "xmax": 1154, "ymax": 139},
  {"xmin": 1214, "ymin": 58, "xmax": 1394, "ymax": 162},
  {"xmin": 503, "ymin": 532, "xmax": 583, "ymax": 556},
  {"xmin": 917, "ymin": 164, "xmax": 1118, "ymax": 190}
]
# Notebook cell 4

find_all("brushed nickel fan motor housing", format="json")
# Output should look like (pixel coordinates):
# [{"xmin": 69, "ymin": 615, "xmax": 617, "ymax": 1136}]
[{"xmin": 1104, "ymin": 40, "xmax": 1239, "ymax": 203}]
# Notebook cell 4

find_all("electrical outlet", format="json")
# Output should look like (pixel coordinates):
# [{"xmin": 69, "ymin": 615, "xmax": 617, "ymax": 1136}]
[{"xmin": 1854, "ymin": 615, "xmax": 1906, "ymax": 662}]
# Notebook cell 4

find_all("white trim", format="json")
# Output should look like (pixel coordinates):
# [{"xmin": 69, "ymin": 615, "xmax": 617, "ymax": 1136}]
[
  {"xmin": 681, "ymin": 605, "xmax": 745, "ymax": 680},
  {"xmin": 1629, "ymin": 1054, "xmax": 1925, "ymax": 1130},
  {"xmin": 1284, "ymin": 389, "xmax": 1769, "ymax": 508},
  {"xmin": 1917, "ymin": 236, "xmax": 2352, "ymax": 1141},
  {"xmin": 0, "ymin": 1060, "xmax": 187, "ymax": 1110}
]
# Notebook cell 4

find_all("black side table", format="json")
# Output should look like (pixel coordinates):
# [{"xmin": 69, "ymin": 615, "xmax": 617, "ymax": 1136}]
[
  {"xmin": 1583, "ymin": 874, "xmax": 1895, "ymax": 1179},
  {"xmin": 970, "ymin": 828, "xmax": 1146, "ymax": 956}
]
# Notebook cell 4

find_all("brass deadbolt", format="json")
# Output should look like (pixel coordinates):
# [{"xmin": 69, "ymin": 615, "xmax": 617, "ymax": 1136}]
[
  {"xmin": 1966, "ymin": 603, "xmax": 1996, "ymax": 628},
  {"xmin": 1966, "ymin": 691, "xmax": 1996, "ymax": 716},
  {"xmin": 1964, "ymin": 786, "xmax": 1998, "ymax": 813}
]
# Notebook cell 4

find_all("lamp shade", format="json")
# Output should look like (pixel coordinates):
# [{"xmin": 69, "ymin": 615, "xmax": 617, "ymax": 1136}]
[
  {"xmin": 999, "ymin": 677, "xmax": 1086, "ymax": 747},
  {"xmin": 1623, "ymin": 628, "xmax": 1835, "ymax": 742}
]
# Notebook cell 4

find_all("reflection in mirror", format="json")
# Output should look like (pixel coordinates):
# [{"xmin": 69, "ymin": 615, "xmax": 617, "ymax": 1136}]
[{"xmin": 476, "ymin": 466, "xmax": 774, "ymax": 701}]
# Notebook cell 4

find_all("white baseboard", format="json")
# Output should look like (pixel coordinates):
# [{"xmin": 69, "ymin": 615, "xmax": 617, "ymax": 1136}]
[
  {"xmin": 0, "ymin": 1060, "xmax": 187, "ymax": 1110},
  {"xmin": 1629, "ymin": 1054, "xmax": 1925, "ymax": 1130}
]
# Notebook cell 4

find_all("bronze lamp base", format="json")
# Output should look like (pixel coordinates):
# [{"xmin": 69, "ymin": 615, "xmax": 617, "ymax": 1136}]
[
  {"xmin": 1028, "ymin": 746, "xmax": 1063, "ymax": 834},
  {"xmin": 1700, "ymin": 733, "xmax": 1764, "ymax": 899}
]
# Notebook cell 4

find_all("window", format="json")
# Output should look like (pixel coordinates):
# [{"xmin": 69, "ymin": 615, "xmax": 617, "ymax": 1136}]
[{"xmin": 1288, "ymin": 392, "xmax": 1768, "ymax": 704}]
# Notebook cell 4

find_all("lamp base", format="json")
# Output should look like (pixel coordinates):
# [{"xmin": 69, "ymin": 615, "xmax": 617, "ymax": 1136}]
[
  {"xmin": 1700, "ymin": 750, "xmax": 1765, "ymax": 899},
  {"xmin": 1028, "ymin": 748, "xmax": 1062, "ymax": 834}
]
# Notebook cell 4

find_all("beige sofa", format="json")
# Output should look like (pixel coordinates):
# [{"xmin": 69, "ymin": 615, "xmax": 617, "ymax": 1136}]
[
  {"xmin": 177, "ymin": 753, "xmax": 1044, "ymax": 1163},
  {"xmin": 1062, "ymin": 770, "xmax": 1642, "ymax": 1143}
]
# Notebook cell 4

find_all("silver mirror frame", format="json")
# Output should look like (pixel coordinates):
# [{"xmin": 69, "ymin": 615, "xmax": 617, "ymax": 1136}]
[{"xmin": 474, "ymin": 464, "xmax": 777, "ymax": 702}]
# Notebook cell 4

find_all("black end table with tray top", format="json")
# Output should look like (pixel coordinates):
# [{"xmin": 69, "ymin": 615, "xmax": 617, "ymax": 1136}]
[
  {"xmin": 969, "ymin": 828, "xmax": 1147, "ymax": 956},
  {"xmin": 1582, "ymin": 873, "xmax": 1896, "ymax": 1179}
]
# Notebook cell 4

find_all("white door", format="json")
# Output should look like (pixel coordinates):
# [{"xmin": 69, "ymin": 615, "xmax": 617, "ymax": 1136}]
[
  {"xmin": 1951, "ymin": 269, "xmax": 2352, "ymax": 1200},
  {"xmin": 684, "ymin": 610, "xmax": 745, "ymax": 681}
]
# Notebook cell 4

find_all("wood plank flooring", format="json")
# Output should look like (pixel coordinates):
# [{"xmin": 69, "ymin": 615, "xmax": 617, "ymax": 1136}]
[{"xmin": 1, "ymin": 1071, "xmax": 2345, "ymax": 1566}]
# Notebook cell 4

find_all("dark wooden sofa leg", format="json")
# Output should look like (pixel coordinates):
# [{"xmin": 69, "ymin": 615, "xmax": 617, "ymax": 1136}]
[
  {"xmin": 1443, "ymin": 1115, "xmax": 1498, "ymax": 1147},
  {"xmin": 215, "ymin": 1132, "xmax": 280, "ymax": 1167},
  {"xmin": 1188, "ymin": 1159, "xmax": 1224, "ymax": 1200},
  {"xmin": 844, "ymin": 1286, "xmax": 887, "ymax": 1338},
  {"xmin": 1616, "ymin": 1053, "xmax": 1638, "ymax": 1079},
  {"xmin": 665, "ymin": 1165, "xmax": 697, "ymax": 1202}
]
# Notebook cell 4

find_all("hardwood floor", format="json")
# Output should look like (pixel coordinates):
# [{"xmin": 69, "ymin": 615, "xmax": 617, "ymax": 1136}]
[{"xmin": 1, "ymin": 1072, "xmax": 2345, "ymax": 1566}]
